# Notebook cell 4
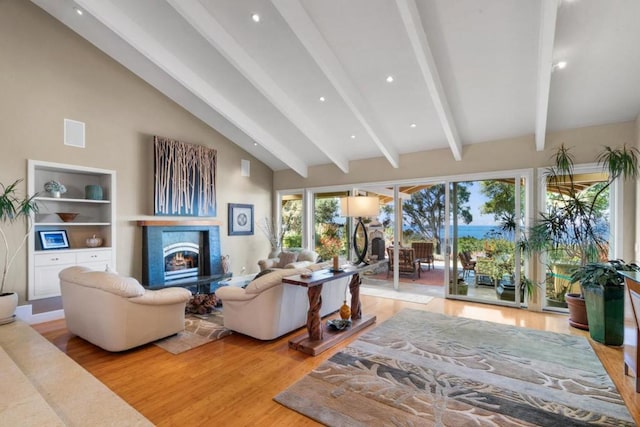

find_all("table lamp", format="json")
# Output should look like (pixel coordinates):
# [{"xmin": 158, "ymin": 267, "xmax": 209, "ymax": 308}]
[{"xmin": 340, "ymin": 196, "xmax": 379, "ymax": 265}]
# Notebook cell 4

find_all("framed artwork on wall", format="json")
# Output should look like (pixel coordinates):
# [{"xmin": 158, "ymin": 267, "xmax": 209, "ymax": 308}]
[
  {"xmin": 153, "ymin": 135, "xmax": 217, "ymax": 217},
  {"xmin": 38, "ymin": 230, "xmax": 70, "ymax": 250},
  {"xmin": 228, "ymin": 203, "xmax": 254, "ymax": 236}
]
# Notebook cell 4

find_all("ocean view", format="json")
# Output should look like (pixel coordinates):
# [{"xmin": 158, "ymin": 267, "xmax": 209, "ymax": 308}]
[{"xmin": 441, "ymin": 225, "xmax": 503, "ymax": 240}]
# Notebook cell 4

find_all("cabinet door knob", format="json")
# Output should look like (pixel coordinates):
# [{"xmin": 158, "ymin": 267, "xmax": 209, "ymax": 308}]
[{"xmin": 51, "ymin": 257, "xmax": 59, "ymax": 261}]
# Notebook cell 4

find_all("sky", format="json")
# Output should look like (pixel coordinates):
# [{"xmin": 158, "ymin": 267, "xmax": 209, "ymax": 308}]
[{"xmin": 466, "ymin": 182, "xmax": 496, "ymax": 226}]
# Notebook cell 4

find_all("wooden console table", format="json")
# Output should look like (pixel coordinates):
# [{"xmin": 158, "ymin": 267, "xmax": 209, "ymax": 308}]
[{"xmin": 283, "ymin": 267, "xmax": 376, "ymax": 356}]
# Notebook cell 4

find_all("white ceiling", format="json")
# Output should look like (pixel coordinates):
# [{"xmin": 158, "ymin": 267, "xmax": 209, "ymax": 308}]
[{"xmin": 32, "ymin": 0, "xmax": 640, "ymax": 178}]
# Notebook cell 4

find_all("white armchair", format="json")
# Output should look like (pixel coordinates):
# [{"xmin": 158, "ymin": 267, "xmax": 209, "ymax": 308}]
[{"xmin": 59, "ymin": 266, "xmax": 192, "ymax": 352}]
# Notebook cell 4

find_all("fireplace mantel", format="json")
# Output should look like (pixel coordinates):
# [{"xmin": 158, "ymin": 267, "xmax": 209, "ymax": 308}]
[
  {"xmin": 138, "ymin": 220, "xmax": 223, "ymax": 289},
  {"xmin": 137, "ymin": 219, "xmax": 221, "ymax": 227}
]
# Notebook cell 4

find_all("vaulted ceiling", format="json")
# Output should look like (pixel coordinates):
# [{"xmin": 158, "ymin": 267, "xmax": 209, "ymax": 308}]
[{"xmin": 33, "ymin": 0, "xmax": 640, "ymax": 178}]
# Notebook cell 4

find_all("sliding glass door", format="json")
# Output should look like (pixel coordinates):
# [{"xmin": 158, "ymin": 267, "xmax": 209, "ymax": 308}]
[{"xmin": 446, "ymin": 173, "xmax": 528, "ymax": 306}]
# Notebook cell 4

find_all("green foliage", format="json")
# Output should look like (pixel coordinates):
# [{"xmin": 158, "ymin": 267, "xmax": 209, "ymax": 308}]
[
  {"xmin": 402, "ymin": 228, "xmax": 419, "ymax": 242},
  {"xmin": 457, "ymin": 237, "xmax": 483, "ymax": 254},
  {"xmin": 402, "ymin": 184, "xmax": 472, "ymax": 253},
  {"xmin": 596, "ymin": 145, "xmax": 640, "ymax": 181},
  {"xmin": 314, "ymin": 198, "xmax": 339, "ymax": 225},
  {"xmin": 570, "ymin": 261, "xmax": 632, "ymax": 290},
  {"xmin": 313, "ymin": 197, "xmax": 347, "ymax": 258},
  {"xmin": 282, "ymin": 199, "xmax": 302, "ymax": 235},
  {"xmin": 545, "ymin": 272, "xmax": 570, "ymax": 304},
  {"xmin": 480, "ymin": 181, "xmax": 518, "ymax": 221},
  {"xmin": 281, "ymin": 199, "xmax": 302, "ymax": 249},
  {"xmin": 283, "ymin": 233, "xmax": 301, "ymax": 249},
  {"xmin": 0, "ymin": 179, "xmax": 39, "ymax": 294},
  {"xmin": 525, "ymin": 144, "xmax": 639, "ymax": 268},
  {"xmin": 521, "ymin": 275, "xmax": 541, "ymax": 299}
]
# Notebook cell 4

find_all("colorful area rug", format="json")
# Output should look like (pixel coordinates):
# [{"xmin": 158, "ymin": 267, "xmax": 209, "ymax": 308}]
[
  {"xmin": 275, "ymin": 309, "xmax": 634, "ymax": 426},
  {"xmin": 154, "ymin": 310, "xmax": 231, "ymax": 354}
]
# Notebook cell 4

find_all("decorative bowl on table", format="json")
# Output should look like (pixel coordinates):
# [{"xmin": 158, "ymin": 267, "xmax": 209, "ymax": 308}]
[
  {"xmin": 327, "ymin": 319, "xmax": 352, "ymax": 331},
  {"xmin": 56, "ymin": 212, "xmax": 79, "ymax": 222}
]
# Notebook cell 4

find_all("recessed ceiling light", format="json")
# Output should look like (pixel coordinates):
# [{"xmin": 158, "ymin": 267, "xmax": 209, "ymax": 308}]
[
  {"xmin": 350, "ymin": 135, "xmax": 356, "ymax": 139},
  {"xmin": 552, "ymin": 61, "xmax": 567, "ymax": 71},
  {"xmin": 386, "ymin": 75, "xmax": 394, "ymax": 83},
  {"xmin": 251, "ymin": 13, "xmax": 260, "ymax": 23},
  {"xmin": 74, "ymin": 7, "xmax": 83, "ymax": 16},
  {"xmin": 253, "ymin": 142, "xmax": 258, "ymax": 146},
  {"xmin": 410, "ymin": 123, "xmax": 417, "ymax": 128},
  {"xmin": 319, "ymin": 96, "xmax": 326, "ymax": 102}
]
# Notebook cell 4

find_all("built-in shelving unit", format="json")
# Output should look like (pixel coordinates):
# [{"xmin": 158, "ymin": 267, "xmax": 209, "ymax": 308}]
[{"xmin": 27, "ymin": 160, "xmax": 116, "ymax": 300}]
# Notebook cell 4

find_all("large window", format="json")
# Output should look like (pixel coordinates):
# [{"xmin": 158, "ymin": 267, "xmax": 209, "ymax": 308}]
[
  {"xmin": 280, "ymin": 193, "xmax": 303, "ymax": 250},
  {"xmin": 313, "ymin": 191, "xmax": 349, "ymax": 261},
  {"xmin": 539, "ymin": 167, "xmax": 614, "ymax": 311},
  {"xmin": 277, "ymin": 169, "xmax": 536, "ymax": 308}
]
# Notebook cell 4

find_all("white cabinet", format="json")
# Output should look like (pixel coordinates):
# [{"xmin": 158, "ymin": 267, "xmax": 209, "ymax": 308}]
[{"xmin": 28, "ymin": 160, "xmax": 116, "ymax": 300}]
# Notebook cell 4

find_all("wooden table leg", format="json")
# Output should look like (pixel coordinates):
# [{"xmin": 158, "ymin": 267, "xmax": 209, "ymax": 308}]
[
  {"xmin": 307, "ymin": 285, "xmax": 323, "ymax": 340},
  {"xmin": 288, "ymin": 271, "xmax": 376, "ymax": 356},
  {"xmin": 349, "ymin": 274, "xmax": 362, "ymax": 320}
]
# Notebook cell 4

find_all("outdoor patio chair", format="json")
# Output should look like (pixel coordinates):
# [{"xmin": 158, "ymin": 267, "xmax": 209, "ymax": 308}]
[
  {"xmin": 462, "ymin": 251, "xmax": 476, "ymax": 268},
  {"xmin": 411, "ymin": 242, "xmax": 434, "ymax": 271},
  {"xmin": 458, "ymin": 252, "xmax": 475, "ymax": 279},
  {"xmin": 387, "ymin": 247, "xmax": 421, "ymax": 279}
]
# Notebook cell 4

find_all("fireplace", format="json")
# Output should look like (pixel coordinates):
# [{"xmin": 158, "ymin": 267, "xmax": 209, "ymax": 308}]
[
  {"xmin": 164, "ymin": 242, "xmax": 200, "ymax": 282},
  {"xmin": 371, "ymin": 237, "xmax": 386, "ymax": 260},
  {"xmin": 368, "ymin": 222, "xmax": 385, "ymax": 260},
  {"xmin": 139, "ymin": 221, "xmax": 223, "ymax": 289}
]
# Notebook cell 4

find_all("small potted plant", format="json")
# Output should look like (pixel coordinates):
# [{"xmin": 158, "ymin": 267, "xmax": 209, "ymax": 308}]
[
  {"xmin": 44, "ymin": 180, "xmax": 66, "ymax": 198},
  {"xmin": 0, "ymin": 179, "xmax": 38, "ymax": 320},
  {"xmin": 570, "ymin": 260, "xmax": 633, "ymax": 345}
]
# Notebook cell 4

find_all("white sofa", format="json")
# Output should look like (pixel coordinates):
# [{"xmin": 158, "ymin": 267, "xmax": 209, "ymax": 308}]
[
  {"xmin": 215, "ymin": 263, "xmax": 348, "ymax": 340},
  {"xmin": 257, "ymin": 249, "xmax": 319, "ymax": 271},
  {"xmin": 59, "ymin": 266, "xmax": 192, "ymax": 352}
]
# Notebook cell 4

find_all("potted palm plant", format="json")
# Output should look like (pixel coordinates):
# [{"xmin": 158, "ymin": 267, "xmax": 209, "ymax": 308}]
[
  {"xmin": 0, "ymin": 179, "xmax": 38, "ymax": 321},
  {"xmin": 570, "ymin": 260, "xmax": 633, "ymax": 345},
  {"xmin": 526, "ymin": 144, "xmax": 639, "ymax": 329}
]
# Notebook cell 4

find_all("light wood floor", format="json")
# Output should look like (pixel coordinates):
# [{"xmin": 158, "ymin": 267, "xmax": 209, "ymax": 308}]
[{"xmin": 33, "ymin": 296, "xmax": 640, "ymax": 426}]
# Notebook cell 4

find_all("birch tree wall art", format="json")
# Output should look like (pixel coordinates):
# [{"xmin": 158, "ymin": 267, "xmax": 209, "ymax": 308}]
[{"xmin": 154, "ymin": 136, "xmax": 217, "ymax": 216}]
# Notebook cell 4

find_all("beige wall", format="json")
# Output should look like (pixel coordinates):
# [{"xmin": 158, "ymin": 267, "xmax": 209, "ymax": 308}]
[
  {"xmin": 275, "ymin": 122, "xmax": 637, "ymax": 188},
  {"xmin": 275, "ymin": 121, "xmax": 638, "ymax": 265},
  {"xmin": 0, "ymin": 1, "xmax": 273, "ymax": 303}
]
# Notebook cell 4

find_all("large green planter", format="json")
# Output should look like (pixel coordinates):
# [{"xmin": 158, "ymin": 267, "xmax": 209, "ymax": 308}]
[{"xmin": 583, "ymin": 286, "xmax": 625, "ymax": 345}]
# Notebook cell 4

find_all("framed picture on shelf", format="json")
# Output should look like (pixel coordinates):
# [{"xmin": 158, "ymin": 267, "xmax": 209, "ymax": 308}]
[
  {"xmin": 38, "ymin": 230, "xmax": 70, "ymax": 250},
  {"xmin": 228, "ymin": 203, "xmax": 254, "ymax": 236}
]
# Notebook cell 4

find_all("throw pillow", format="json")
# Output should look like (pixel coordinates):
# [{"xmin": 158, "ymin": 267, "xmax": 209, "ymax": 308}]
[
  {"xmin": 297, "ymin": 249, "xmax": 318, "ymax": 263},
  {"xmin": 277, "ymin": 251, "xmax": 298, "ymax": 268}
]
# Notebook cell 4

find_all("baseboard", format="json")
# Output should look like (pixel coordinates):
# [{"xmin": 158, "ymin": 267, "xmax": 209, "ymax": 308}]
[{"xmin": 15, "ymin": 305, "xmax": 65, "ymax": 325}]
